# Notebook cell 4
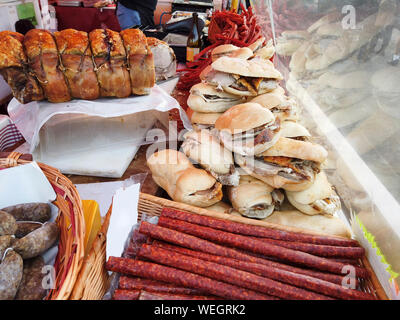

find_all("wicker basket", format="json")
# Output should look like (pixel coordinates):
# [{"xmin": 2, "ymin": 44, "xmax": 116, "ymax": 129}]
[{"xmin": 0, "ymin": 152, "xmax": 85, "ymax": 300}]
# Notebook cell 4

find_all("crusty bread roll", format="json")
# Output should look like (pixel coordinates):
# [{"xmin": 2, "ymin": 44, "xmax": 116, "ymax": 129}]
[
  {"xmin": 212, "ymin": 56, "xmax": 283, "ymax": 80},
  {"xmin": 286, "ymin": 171, "xmax": 341, "ymax": 216},
  {"xmin": 228, "ymin": 175, "xmax": 282, "ymax": 219},
  {"xmin": 147, "ymin": 149, "xmax": 222, "ymax": 207},
  {"xmin": 215, "ymin": 103, "xmax": 281, "ymax": 156},
  {"xmin": 187, "ymin": 82, "xmax": 244, "ymax": 113},
  {"xmin": 215, "ymin": 102, "xmax": 275, "ymax": 134},
  {"xmin": 190, "ymin": 111, "xmax": 223, "ymax": 130},
  {"xmin": 211, "ymin": 44, "xmax": 253, "ymax": 62},
  {"xmin": 261, "ymin": 137, "xmax": 328, "ymax": 163},
  {"xmin": 264, "ymin": 210, "xmax": 351, "ymax": 238},
  {"xmin": 279, "ymin": 121, "xmax": 311, "ymax": 139},
  {"xmin": 235, "ymin": 138, "xmax": 327, "ymax": 191},
  {"xmin": 182, "ymin": 130, "xmax": 239, "ymax": 186}
]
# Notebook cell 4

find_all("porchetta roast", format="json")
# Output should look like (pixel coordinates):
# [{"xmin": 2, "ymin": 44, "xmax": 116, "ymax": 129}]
[{"xmin": 0, "ymin": 28, "xmax": 155, "ymax": 104}]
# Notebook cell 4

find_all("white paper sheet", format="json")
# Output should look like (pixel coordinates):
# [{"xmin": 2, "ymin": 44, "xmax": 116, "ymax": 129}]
[
  {"xmin": 106, "ymin": 183, "xmax": 140, "ymax": 260},
  {"xmin": 0, "ymin": 162, "xmax": 56, "ymax": 208},
  {"xmin": 7, "ymin": 85, "xmax": 191, "ymax": 153},
  {"xmin": 75, "ymin": 173, "xmax": 146, "ymax": 217}
]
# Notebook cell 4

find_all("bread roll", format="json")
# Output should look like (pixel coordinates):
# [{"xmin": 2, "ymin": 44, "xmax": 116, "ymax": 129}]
[{"xmin": 147, "ymin": 149, "xmax": 222, "ymax": 207}]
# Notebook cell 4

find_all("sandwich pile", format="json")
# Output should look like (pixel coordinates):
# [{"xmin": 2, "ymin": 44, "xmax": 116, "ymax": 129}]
[
  {"xmin": 0, "ymin": 28, "xmax": 156, "ymax": 104},
  {"xmin": 148, "ymin": 40, "xmax": 346, "ymax": 237}
]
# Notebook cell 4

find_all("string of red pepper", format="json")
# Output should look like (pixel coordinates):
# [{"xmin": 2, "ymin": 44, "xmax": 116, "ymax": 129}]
[{"xmin": 176, "ymin": 4, "xmax": 264, "ymax": 91}]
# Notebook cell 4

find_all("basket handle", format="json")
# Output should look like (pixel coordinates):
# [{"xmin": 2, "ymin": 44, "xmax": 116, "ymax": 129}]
[
  {"xmin": 0, "ymin": 152, "xmax": 33, "ymax": 167},
  {"xmin": 1, "ymin": 151, "xmax": 26, "ymax": 168}
]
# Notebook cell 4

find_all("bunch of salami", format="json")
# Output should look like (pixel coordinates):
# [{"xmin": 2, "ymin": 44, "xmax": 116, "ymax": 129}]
[
  {"xmin": 0, "ymin": 203, "xmax": 59, "ymax": 300},
  {"xmin": 0, "ymin": 28, "xmax": 155, "ymax": 104},
  {"xmin": 106, "ymin": 208, "xmax": 377, "ymax": 300}
]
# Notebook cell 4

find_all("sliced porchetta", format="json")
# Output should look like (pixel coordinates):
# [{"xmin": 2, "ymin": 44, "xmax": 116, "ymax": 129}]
[
  {"xmin": 54, "ymin": 29, "xmax": 100, "ymax": 100},
  {"xmin": 23, "ymin": 29, "xmax": 71, "ymax": 103},
  {"xmin": 89, "ymin": 29, "xmax": 131, "ymax": 98},
  {"xmin": 0, "ymin": 31, "xmax": 44, "ymax": 104}
]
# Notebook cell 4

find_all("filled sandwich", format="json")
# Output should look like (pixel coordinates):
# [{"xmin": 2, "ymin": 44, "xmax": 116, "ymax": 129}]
[
  {"xmin": 189, "ymin": 110, "xmax": 222, "ymax": 131},
  {"xmin": 187, "ymin": 82, "xmax": 244, "ymax": 113},
  {"xmin": 211, "ymin": 44, "xmax": 253, "ymax": 62},
  {"xmin": 147, "ymin": 149, "xmax": 223, "ymax": 207},
  {"xmin": 227, "ymin": 174, "xmax": 284, "ymax": 219},
  {"xmin": 201, "ymin": 56, "xmax": 283, "ymax": 97},
  {"xmin": 235, "ymin": 136, "xmax": 328, "ymax": 191},
  {"xmin": 249, "ymin": 90, "xmax": 300, "ymax": 122},
  {"xmin": 248, "ymin": 37, "xmax": 275, "ymax": 60},
  {"xmin": 286, "ymin": 171, "xmax": 341, "ymax": 216},
  {"xmin": 214, "ymin": 102, "xmax": 281, "ymax": 156},
  {"xmin": 182, "ymin": 129, "xmax": 239, "ymax": 186}
]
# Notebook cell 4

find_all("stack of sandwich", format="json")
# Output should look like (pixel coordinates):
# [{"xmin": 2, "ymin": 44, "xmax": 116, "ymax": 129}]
[{"xmin": 147, "ymin": 41, "xmax": 346, "ymax": 237}]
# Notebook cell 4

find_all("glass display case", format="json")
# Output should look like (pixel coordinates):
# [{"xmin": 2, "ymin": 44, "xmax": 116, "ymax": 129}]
[{"xmin": 253, "ymin": 0, "xmax": 400, "ymax": 299}]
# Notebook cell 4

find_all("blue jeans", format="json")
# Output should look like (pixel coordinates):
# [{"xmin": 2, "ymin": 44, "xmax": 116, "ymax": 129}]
[{"xmin": 116, "ymin": 2, "xmax": 141, "ymax": 30}]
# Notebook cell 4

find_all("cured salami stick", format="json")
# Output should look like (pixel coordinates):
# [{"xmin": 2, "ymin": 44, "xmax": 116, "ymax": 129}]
[
  {"xmin": 156, "ymin": 218, "xmax": 370, "ymax": 279},
  {"xmin": 252, "ymin": 237, "xmax": 365, "ymax": 259},
  {"xmin": 138, "ymin": 291, "xmax": 219, "ymax": 300},
  {"xmin": 106, "ymin": 257, "xmax": 274, "ymax": 300},
  {"xmin": 150, "ymin": 242, "xmax": 373, "ymax": 300},
  {"xmin": 152, "ymin": 240, "xmax": 351, "ymax": 286},
  {"xmin": 113, "ymin": 289, "xmax": 140, "ymax": 300},
  {"xmin": 161, "ymin": 208, "xmax": 360, "ymax": 247},
  {"xmin": 137, "ymin": 244, "xmax": 333, "ymax": 300},
  {"xmin": 119, "ymin": 276, "xmax": 205, "ymax": 295},
  {"xmin": 139, "ymin": 222, "xmax": 365, "ymax": 283}
]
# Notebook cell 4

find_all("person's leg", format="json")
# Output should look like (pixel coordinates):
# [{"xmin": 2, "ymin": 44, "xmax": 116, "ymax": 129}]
[{"xmin": 116, "ymin": 3, "xmax": 141, "ymax": 30}]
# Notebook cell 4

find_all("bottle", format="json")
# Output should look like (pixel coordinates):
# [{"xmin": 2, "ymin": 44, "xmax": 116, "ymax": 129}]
[{"xmin": 186, "ymin": 12, "xmax": 202, "ymax": 63}]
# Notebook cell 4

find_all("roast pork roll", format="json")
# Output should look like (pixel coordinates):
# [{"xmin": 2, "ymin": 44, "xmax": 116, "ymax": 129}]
[
  {"xmin": 0, "ymin": 31, "xmax": 44, "ymax": 104},
  {"xmin": 54, "ymin": 29, "xmax": 100, "ymax": 100},
  {"xmin": 89, "ymin": 29, "xmax": 131, "ymax": 98},
  {"xmin": 120, "ymin": 29, "xmax": 155, "ymax": 95},
  {"xmin": 23, "ymin": 29, "xmax": 71, "ymax": 103},
  {"xmin": 146, "ymin": 37, "xmax": 176, "ymax": 82}
]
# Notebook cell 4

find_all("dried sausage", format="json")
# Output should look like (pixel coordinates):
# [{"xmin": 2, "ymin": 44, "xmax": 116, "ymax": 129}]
[
  {"xmin": 119, "ymin": 276, "xmax": 205, "ymax": 295},
  {"xmin": 156, "ymin": 217, "xmax": 370, "ymax": 279},
  {"xmin": 15, "ymin": 221, "xmax": 43, "ymax": 239},
  {"xmin": 138, "ymin": 291, "xmax": 218, "ymax": 300},
  {"xmin": 12, "ymin": 222, "xmax": 59, "ymax": 259},
  {"xmin": 139, "ymin": 221, "xmax": 367, "ymax": 282},
  {"xmin": 137, "ymin": 244, "xmax": 332, "ymax": 300},
  {"xmin": 161, "ymin": 208, "xmax": 360, "ymax": 247},
  {"xmin": 1, "ymin": 203, "xmax": 51, "ymax": 223},
  {"xmin": 0, "ymin": 210, "xmax": 17, "ymax": 236},
  {"xmin": 0, "ymin": 235, "xmax": 15, "ymax": 258},
  {"xmin": 106, "ymin": 257, "xmax": 275, "ymax": 300},
  {"xmin": 153, "ymin": 240, "xmax": 355, "ymax": 286},
  {"xmin": 150, "ymin": 242, "xmax": 374, "ymax": 300},
  {"xmin": 0, "ymin": 249, "xmax": 23, "ymax": 300},
  {"xmin": 15, "ymin": 256, "xmax": 47, "ymax": 300},
  {"xmin": 253, "ymin": 237, "xmax": 365, "ymax": 259},
  {"xmin": 113, "ymin": 289, "xmax": 140, "ymax": 300}
]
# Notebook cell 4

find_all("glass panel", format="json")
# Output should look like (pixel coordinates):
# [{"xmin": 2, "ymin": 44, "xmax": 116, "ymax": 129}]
[{"xmin": 253, "ymin": 0, "xmax": 400, "ymax": 297}]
